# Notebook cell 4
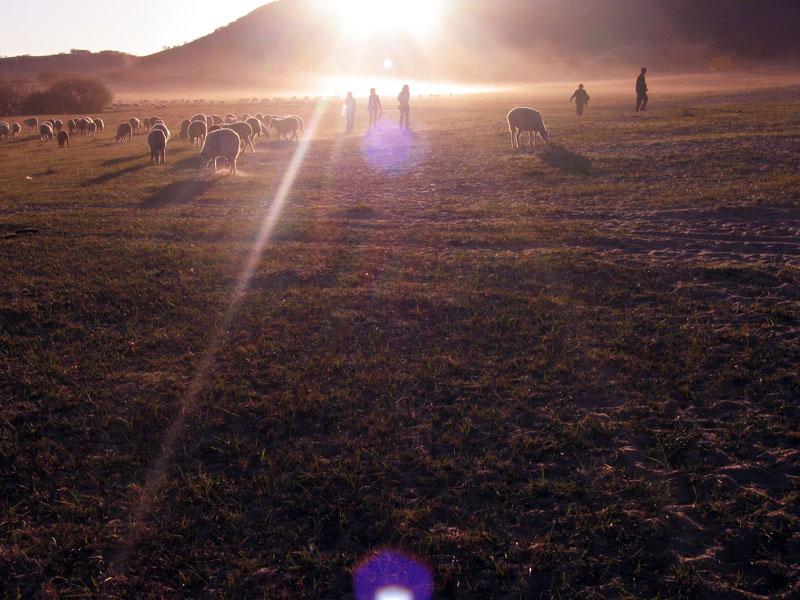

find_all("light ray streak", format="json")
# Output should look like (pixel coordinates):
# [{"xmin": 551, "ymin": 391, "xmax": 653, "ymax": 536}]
[{"xmin": 105, "ymin": 99, "xmax": 328, "ymax": 581}]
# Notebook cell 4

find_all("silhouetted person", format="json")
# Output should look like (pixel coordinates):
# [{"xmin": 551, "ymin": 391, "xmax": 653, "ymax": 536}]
[
  {"xmin": 398, "ymin": 84, "xmax": 410, "ymax": 129},
  {"xmin": 570, "ymin": 84, "xmax": 590, "ymax": 116},
  {"xmin": 368, "ymin": 88, "xmax": 382, "ymax": 130},
  {"xmin": 636, "ymin": 67, "xmax": 648, "ymax": 112},
  {"xmin": 344, "ymin": 91, "xmax": 356, "ymax": 132}
]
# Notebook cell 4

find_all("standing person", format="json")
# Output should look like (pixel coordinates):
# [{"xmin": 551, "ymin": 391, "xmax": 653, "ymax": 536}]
[
  {"xmin": 397, "ymin": 84, "xmax": 410, "ymax": 130},
  {"xmin": 344, "ymin": 91, "xmax": 356, "ymax": 132},
  {"xmin": 367, "ymin": 87, "xmax": 382, "ymax": 130},
  {"xmin": 636, "ymin": 67, "xmax": 648, "ymax": 112},
  {"xmin": 569, "ymin": 83, "xmax": 590, "ymax": 116}
]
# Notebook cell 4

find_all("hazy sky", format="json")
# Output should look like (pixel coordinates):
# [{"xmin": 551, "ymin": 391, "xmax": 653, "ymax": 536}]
[{"xmin": 0, "ymin": 0, "xmax": 274, "ymax": 58}]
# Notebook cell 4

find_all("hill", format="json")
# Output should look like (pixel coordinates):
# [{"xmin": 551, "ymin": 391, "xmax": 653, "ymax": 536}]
[{"xmin": 1, "ymin": 0, "xmax": 798, "ymax": 93}]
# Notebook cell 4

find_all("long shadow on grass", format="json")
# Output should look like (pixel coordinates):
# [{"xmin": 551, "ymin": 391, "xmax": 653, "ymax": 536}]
[
  {"xmin": 100, "ymin": 155, "xmax": 141, "ymax": 167},
  {"xmin": 84, "ymin": 163, "xmax": 147, "ymax": 185},
  {"xmin": 139, "ymin": 180, "xmax": 216, "ymax": 209},
  {"xmin": 538, "ymin": 143, "xmax": 592, "ymax": 175}
]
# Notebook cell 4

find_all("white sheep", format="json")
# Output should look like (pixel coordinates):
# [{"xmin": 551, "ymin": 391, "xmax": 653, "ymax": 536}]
[
  {"xmin": 129, "ymin": 117, "xmax": 141, "ymax": 133},
  {"xmin": 115, "ymin": 122, "xmax": 133, "ymax": 143},
  {"xmin": 200, "ymin": 128, "xmax": 241, "ymax": 174},
  {"xmin": 507, "ymin": 107, "xmax": 549, "ymax": 150},
  {"xmin": 190, "ymin": 113, "xmax": 206, "ymax": 123},
  {"xmin": 188, "ymin": 120, "xmax": 207, "ymax": 147},
  {"xmin": 40, "ymin": 123, "xmax": 54, "ymax": 141},
  {"xmin": 150, "ymin": 122, "xmax": 170, "ymax": 141},
  {"xmin": 222, "ymin": 122, "xmax": 254, "ymax": 152},
  {"xmin": 67, "ymin": 119, "xmax": 77, "ymax": 134},
  {"xmin": 269, "ymin": 116, "xmax": 300, "ymax": 141},
  {"xmin": 246, "ymin": 117, "xmax": 265, "ymax": 143},
  {"xmin": 148, "ymin": 129, "xmax": 167, "ymax": 164},
  {"xmin": 93, "ymin": 118, "xmax": 104, "ymax": 133},
  {"xmin": 179, "ymin": 119, "xmax": 191, "ymax": 139},
  {"xmin": 24, "ymin": 117, "xmax": 38, "ymax": 131},
  {"xmin": 11, "ymin": 122, "xmax": 21, "ymax": 138},
  {"xmin": 57, "ymin": 130, "xmax": 70, "ymax": 148},
  {"xmin": 0, "ymin": 123, "xmax": 9, "ymax": 140}
]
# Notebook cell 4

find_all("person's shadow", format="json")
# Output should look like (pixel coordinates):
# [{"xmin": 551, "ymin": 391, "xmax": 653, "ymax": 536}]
[{"xmin": 538, "ymin": 143, "xmax": 592, "ymax": 175}]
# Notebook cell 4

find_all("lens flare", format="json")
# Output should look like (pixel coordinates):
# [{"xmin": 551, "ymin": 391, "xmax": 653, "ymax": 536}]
[{"xmin": 354, "ymin": 551, "xmax": 433, "ymax": 600}]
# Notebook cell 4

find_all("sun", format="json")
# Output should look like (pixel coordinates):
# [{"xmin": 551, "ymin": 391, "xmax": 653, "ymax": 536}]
[{"xmin": 321, "ymin": 0, "xmax": 446, "ymax": 38}]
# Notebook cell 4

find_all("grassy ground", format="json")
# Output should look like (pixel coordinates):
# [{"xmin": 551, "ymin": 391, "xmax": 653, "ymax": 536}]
[{"xmin": 1, "ymin": 85, "xmax": 799, "ymax": 599}]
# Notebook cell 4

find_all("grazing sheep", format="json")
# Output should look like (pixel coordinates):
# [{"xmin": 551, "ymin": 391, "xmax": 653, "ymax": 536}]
[
  {"xmin": 40, "ymin": 123, "xmax": 54, "ymax": 141},
  {"xmin": 200, "ymin": 128, "xmax": 241, "ymax": 174},
  {"xmin": 286, "ymin": 114, "xmax": 304, "ymax": 133},
  {"xmin": 11, "ymin": 122, "xmax": 21, "ymax": 138},
  {"xmin": 142, "ymin": 117, "xmax": 150, "ymax": 130},
  {"xmin": 0, "ymin": 123, "xmax": 9, "ymax": 140},
  {"xmin": 179, "ymin": 119, "xmax": 191, "ymax": 139},
  {"xmin": 204, "ymin": 115, "xmax": 214, "ymax": 127},
  {"xmin": 246, "ymin": 117, "xmax": 264, "ymax": 143},
  {"xmin": 57, "ymin": 130, "xmax": 70, "ymax": 148},
  {"xmin": 148, "ymin": 116, "xmax": 162, "ymax": 127},
  {"xmin": 148, "ymin": 129, "xmax": 167, "ymax": 164},
  {"xmin": 241, "ymin": 113, "xmax": 251, "ymax": 121},
  {"xmin": 54, "ymin": 119, "xmax": 64, "ymax": 132},
  {"xmin": 224, "ymin": 113, "xmax": 237, "ymax": 123},
  {"xmin": 24, "ymin": 117, "xmax": 38, "ymax": 131},
  {"xmin": 67, "ymin": 119, "xmax": 77, "ymax": 134},
  {"xmin": 211, "ymin": 114, "xmax": 223, "ymax": 124},
  {"xmin": 188, "ymin": 120, "xmax": 207, "ymax": 147},
  {"xmin": 93, "ymin": 118, "xmax": 104, "ymax": 133},
  {"xmin": 115, "ymin": 122, "xmax": 133, "ymax": 143},
  {"xmin": 207, "ymin": 124, "xmax": 221, "ymax": 132},
  {"xmin": 190, "ymin": 113, "xmax": 206, "ymax": 123},
  {"xmin": 269, "ymin": 116, "xmax": 300, "ymax": 141},
  {"xmin": 222, "ymin": 122, "xmax": 254, "ymax": 152},
  {"xmin": 129, "ymin": 117, "xmax": 141, "ymax": 134},
  {"xmin": 87, "ymin": 121, "xmax": 97, "ymax": 136},
  {"xmin": 150, "ymin": 122, "xmax": 170, "ymax": 141},
  {"xmin": 77, "ymin": 118, "xmax": 88, "ymax": 135},
  {"xmin": 255, "ymin": 112, "xmax": 265, "ymax": 121},
  {"xmin": 507, "ymin": 107, "xmax": 549, "ymax": 150}
]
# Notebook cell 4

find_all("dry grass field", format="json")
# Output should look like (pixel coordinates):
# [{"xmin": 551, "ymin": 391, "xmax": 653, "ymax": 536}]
[{"xmin": 2, "ymin": 81, "xmax": 800, "ymax": 599}]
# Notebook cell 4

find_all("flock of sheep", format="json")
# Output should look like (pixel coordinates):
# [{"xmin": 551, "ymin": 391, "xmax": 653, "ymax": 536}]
[
  {"xmin": 0, "ymin": 110, "xmax": 307, "ymax": 175},
  {"xmin": 1, "ymin": 105, "xmax": 547, "ymax": 174}
]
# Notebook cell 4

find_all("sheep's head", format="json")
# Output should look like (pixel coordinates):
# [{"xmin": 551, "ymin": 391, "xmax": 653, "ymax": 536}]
[{"xmin": 541, "ymin": 129, "xmax": 550, "ymax": 144}]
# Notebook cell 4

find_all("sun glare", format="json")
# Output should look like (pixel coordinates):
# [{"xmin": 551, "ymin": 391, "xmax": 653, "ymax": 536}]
[{"xmin": 324, "ymin": 0, "xmax": 445, "ymax": 37}]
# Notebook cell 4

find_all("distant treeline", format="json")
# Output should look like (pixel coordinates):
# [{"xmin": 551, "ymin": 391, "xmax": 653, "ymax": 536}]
[{"xmin": 0, "ymin": 76, "xmax": 111, "ymax": 115}]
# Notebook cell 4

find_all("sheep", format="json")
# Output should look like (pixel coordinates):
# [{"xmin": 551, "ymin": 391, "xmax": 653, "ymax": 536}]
[
  {"xmin": 142, "ymin": 117, "xmax": 150, "ymax": 130},
  {"xmin": 53, "ymin": 119, "xmax": 63, "ymax": 132},
  {"xmin": 222, "ymin": 121, "xmax": 254, "ymax": 152},
  {"xmin": 211, "ymin": 114, "xmax": 223, "ymax": 124},
  {"xmin": 0, "ymin": 123, "xmax": 9, "ymax": 140},
  {"xmin": 507, "ymin": 107, "xmax": 549, "ymax": 150},
  {"xmin": 93, "ymin": 118, "xmax": 104, "ymax": 133},
  {"xmin": 11, "ymin": 122, "xmax": 21, "ymax": 138},
  {"xmin": 67, "ymin": 119, "xmax": 77, "ymax": 134},
  {"xmin": 190, "ymin": 113, "xmax": 206, "ymax": 123},
  {"xmin": 86, "ymin": 121, "xmax": 97, "ymax": 136},
  {"xmin": 286, "ymin": 114, "xmax": 304, "ymax": 133},
  {"xmin": 200, "ymin": 128, "xmax": 241, "ymax": 174},
  {"xmin": 57, "ymin": 130, "xmax": 70, "ymax": 148},
  {"xmin": 148, "ymin": 128, "xmax": 167, "ymax": 164},
  {"xmin": 224, "ymin": 113, "xmax": 237, "ymax": 123},
  {"xmin": 207, "ymin": 124, "xmax": 221, "ymax": 132},
  {"xmin": 241, "ymin": 113, "xmax": 251, "ymax": 121},
  {"xmin": 179, "ymin": 119, "xmax": 191, "ymax": 139},
  {"xmin": 269, "ymin": 116, "xmax": 300, "ymax": 141},
  {"xmin": 255, "ymin": 112, "xmax": 265, "ymax": 121},
  {"xmin": 150, "ymin": 122, "xmax": 170, "ymax": 141},
  {"xmin": 129, "ymin": 117, "xmax": 141, "ymax": 134},
  {"xmin": 115, "ymin": 122, "xmax": 133, "ymax": 143},
  {"xmin": 40, "ymin": 123, "xmax": 54, "ymax": 141},
  {"xmin": 246, "ymin": 117, "xmax": 264, "ymax": 143},
  {"xmin": 148, "ymin": 116, "xmax": 162, "ymax": 128},
  {"xmin": 24, "ymin": 117, "xmax": 38, "ymax": 131},
  {"xmin": 188, "ymin": 120, "xmax": 207, "ymax": 147},
  {"xmin": 77, "ymin": 118, "xmax": 88, "ymax": 135}
]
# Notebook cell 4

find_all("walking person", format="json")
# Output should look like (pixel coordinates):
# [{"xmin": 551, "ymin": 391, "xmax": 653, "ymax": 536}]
[
  {"xmin": 367, "ymin": 87, "xmax": 382, "ymax": 130},
  {"xmin": 636, "ymin": 67, "xmax": 648, "ymax": 112},
  {"xmin": 569, "ymin": 83, "xmax": 590, "ymax": 116},
  {"xmin": 397, "ymin": 84, "xmax": 410, "ymax": 130},
  {"xmin": 344, "ymin": 91, "xmax": 356, "ymax": 132}
]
